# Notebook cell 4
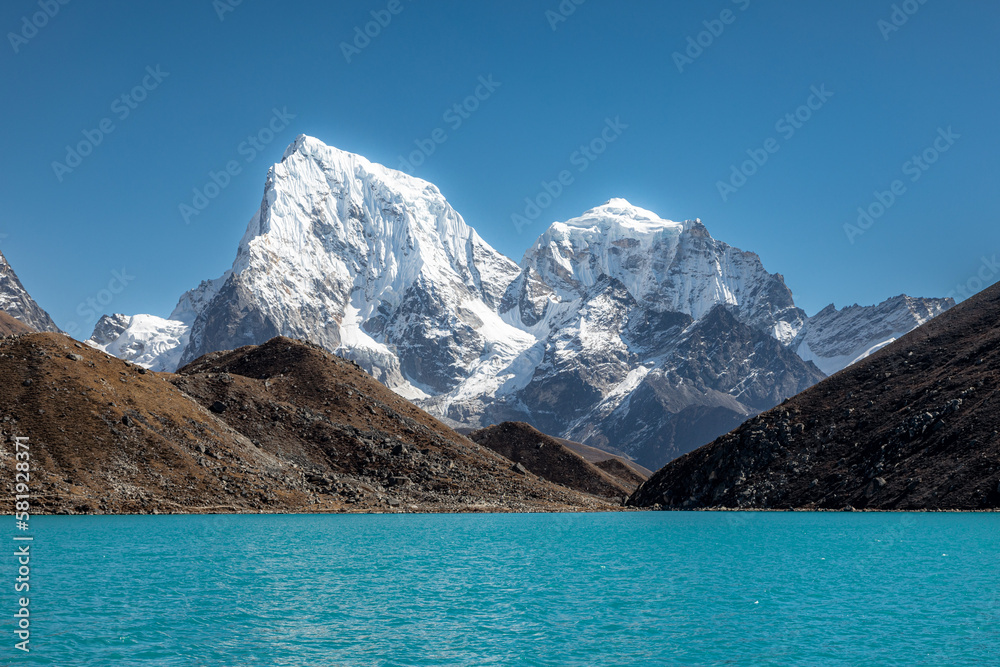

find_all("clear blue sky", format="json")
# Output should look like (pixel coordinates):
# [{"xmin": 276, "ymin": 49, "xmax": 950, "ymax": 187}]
[{"xmin": 3, "ymin": 0, "xmax": 998, "ymax": 336}]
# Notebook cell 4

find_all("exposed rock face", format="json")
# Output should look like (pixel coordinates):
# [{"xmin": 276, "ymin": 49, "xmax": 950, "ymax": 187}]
[
  {"xmin": 0, "ymin": 250, "xmax": 60, "ymax": 333},
  {"xmin": 473, "ymin": 201, "xmax": 952, "ymax": 469},
  {"xmin": 87, "ymin": 313, "xmax": 130, "ymax": 345},
  {"xmin": 97, "ymin": 136, "xmax": 528, "ymax": 402},
  {"xmin": 629, "ymin": 281, "xmax": 1000, "ymax": 511},
  {"xmin": 89, "ymin": 137, "xmax": 953, "ymax": 470},
  {"xmin": 557, "ymin": 305, "xmax": 826, "ymax": 468},
  {"xmin": 178, "ymin": 136, "xmax": 528, "ymax": 400},
  {"xmin": 422, "ymin": 202, "xmax": 833, "ymax": 468},
  {"xmin": 0, "ymin": 333, "xmax": 615, "ymax": 514},
  {"xmin": 510, "ymin": 203, "xmax": 808, "ymax": 341},
  {"xmin": 793, "ymin": 295, "xmax": 953, "ymax": 375}
]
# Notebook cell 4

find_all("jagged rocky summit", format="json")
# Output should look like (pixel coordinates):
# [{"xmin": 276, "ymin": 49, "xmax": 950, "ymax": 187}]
[{"xmin": 0, "ymin": 249, "xmax": 61, "ymax": 333}]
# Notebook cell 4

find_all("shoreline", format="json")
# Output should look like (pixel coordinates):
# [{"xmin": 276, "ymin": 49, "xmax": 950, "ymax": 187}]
[{"xmin": 26, "ymin": 506, "xmax": 1000, "ymax": 516}]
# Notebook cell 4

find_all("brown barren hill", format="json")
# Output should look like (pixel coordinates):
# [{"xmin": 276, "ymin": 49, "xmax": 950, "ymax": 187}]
[
  {"xmin": 554, "ymin": 437, "xmax": 653, "ymax": 482},
  {"xmin": 629, "ymin": 281, "xmax": 1000, "ymax": 511},
  {"xmin": 0, "ymin": 312, "xmax": 34, "ymax": 337},
  {"xmin": 0, "ymin": 334, "xmax": 615, "ymax": 514},
  {"xmin": 470, "ymin": 421, "xmax": 635, "ymax": 499},
  {"xmin": 594, "ymin": 458, "xmax": 649, "ymax": 489},
  {"xmin": 0, "ymin": 333, "xmax": 301, "ymax": 514},
  {"xmin": 168, "ymin": 337, "xmax": 617, "ymax": 512}
]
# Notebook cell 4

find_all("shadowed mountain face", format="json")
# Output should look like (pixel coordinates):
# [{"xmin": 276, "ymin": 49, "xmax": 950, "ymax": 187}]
[
  {"xmin": 629, "ymin": 282, "xmax": 1000, "ymax": 511},
  {"xmin": 0, "ymin": 333, "xmax": 614, "ymax": 514},
  {"xmin": 0, "ymin": 250, "xmax": 60, "ymax": 333},
  {"xmin": 469, "ymin": 421, "xmax": 642, "ymax": 499},
  {"xmin": 556, "ymin": 305, "xmax": 827, "ymax": 468}
]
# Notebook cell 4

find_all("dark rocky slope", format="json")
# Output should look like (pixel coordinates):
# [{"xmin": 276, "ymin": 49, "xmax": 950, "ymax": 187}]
[
  {"xmin": 172, "ymin": 339, "xmax": 616, "ymax": 512},
  {"xmin": 469, "ymin": 421, "xmax": 641, "ymax": 498},
  {"xmin": 629, "ymin": 282, "xmax": 1000, "ymax": 511},
  {"xmin": 0, "ymin": 333, "xmax": 614, "ymax": 514}
]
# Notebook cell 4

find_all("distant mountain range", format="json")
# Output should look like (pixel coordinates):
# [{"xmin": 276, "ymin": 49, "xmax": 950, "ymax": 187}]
[
  {"xmin": 629, "ymin": 280, "xmax": 1000, "ymax": 511},
  {"xmin": 0, "ymin": 136, "xmax": 953, "ymax": 469}
]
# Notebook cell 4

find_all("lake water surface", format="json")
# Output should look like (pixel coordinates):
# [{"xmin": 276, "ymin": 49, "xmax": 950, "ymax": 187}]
[{"xmin": 5, "ymin": 512, "xmax": 999, "ymax": 665}]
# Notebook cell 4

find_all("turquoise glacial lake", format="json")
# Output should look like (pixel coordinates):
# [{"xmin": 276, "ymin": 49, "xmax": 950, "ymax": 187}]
[{"xmin": 4, "ymin": 512, "xmax": 998, "ymax": 665}]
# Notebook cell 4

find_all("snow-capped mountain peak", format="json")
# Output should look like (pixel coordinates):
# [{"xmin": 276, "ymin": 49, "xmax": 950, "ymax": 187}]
[
  {"xmin": 88, "ymin": 138, "xmax": 954, "ymax": 469},
  {"xmin": 175, "ymin": 136, "xmax": 525, "ymax": 400},
  {"xmin": 521, "ymin": 200, "xmax": 805, "ymax": 341},
  {"xmin": 564, "ymin": 198, "xmax": 684, "ymax": 231}
]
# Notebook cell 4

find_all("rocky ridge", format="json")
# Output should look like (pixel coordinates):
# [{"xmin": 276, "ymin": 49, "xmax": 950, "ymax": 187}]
[{"xmin": 0, "ymin": 250, "xmax": 60, "ymax": 333}]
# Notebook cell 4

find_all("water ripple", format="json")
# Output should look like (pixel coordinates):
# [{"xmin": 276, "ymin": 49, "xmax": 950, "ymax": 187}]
[{"xmin": 3, "ymin": 512, "xmax": 998, "ymax": 665}]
